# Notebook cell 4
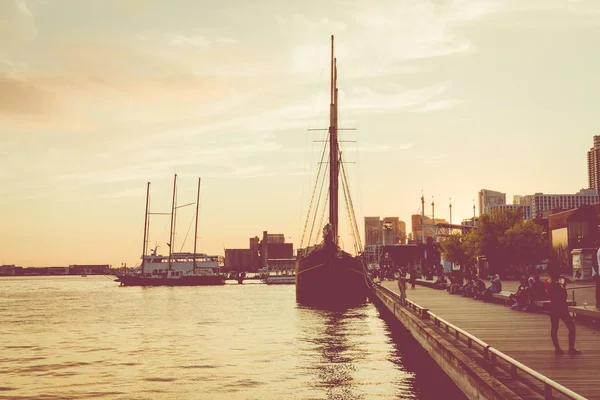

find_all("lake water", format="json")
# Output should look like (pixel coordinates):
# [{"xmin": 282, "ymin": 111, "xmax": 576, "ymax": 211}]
[{"xmin": 0, "ymin": 276, "xmax": 465, "ymax": 399}]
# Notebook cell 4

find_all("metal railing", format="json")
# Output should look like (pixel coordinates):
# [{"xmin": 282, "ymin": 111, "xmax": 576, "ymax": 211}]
[
  {"xmin": 377, "ymin": 284, "xmax": 587, "ymax": 400},
  {"xmin": 567, "ymin": 285, "xmax": 596, "ymax": 310}
]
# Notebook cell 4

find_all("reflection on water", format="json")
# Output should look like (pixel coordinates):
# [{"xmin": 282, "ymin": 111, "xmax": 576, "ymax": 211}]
[{"xmin": 0, "ymin": 277, "xmax": 465, "ymax": 399}]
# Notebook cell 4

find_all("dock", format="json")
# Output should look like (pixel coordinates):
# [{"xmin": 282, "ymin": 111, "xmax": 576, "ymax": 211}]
[{"xmin": 375, "ymin": 280, "xmax": 599, "ymax": 399}]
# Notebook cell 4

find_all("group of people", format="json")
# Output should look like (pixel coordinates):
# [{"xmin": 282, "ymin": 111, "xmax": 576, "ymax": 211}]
[
  {"xmin": 395, "ymin": 265, "xmax": 582, "ymax": 356},
  {"xmin": 507, "ymin": 275, "xmax": 547, "ymax": 311}
]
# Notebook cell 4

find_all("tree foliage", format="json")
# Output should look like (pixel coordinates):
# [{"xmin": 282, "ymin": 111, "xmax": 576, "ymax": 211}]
[
  {"xmin": 500, "ymin": 219, "xmax": 546, "ymax": 274},
  {"xmin": 440, "ymin": 209, "xmax": 546, "ymax": 277},
  {"xmin": 440, "ymin": 233, "xmax": 473, "ymax": 267}
]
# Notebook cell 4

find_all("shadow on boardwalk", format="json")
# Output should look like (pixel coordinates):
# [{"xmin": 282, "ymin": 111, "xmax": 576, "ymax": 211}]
[{"xmin": 382, "ymin": 281, "xmax": 600, "ymax": 400}]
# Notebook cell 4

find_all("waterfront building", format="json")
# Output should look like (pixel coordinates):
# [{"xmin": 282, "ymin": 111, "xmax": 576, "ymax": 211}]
[
  {"xmin": 587, "ymin": 135, "xmax": 600, "ymax": 192},
  {"xmin": 548, "ymin": 203, "xmax": 600, "ymax": 270},
  {"xmin": 411, "ymin": 214, "xmax": 448, "ymax": 243},
  {"xmin": 516, "ymin": 189, "xmax": 599, "ymax": 219},
  {"xmin": 487, "ymin": 204, "xmax": 532, "ymax": 220},
  {"xmin": 224, "ymin": 231, "xmax": 294, "ymax": 272},
  {"xmin": 364, "ymin": 217, "xmax": 406, "ymax": 246},
  {"xmin": 478, "ymin": 189, "xmax": 506, "ymax": 215}
]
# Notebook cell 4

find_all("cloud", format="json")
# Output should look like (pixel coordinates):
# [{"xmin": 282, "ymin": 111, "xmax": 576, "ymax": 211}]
[
  {"xmin": 0, "ymin": 76, "xmax": 56, "ymax": 115},
  {"xmin": 0, "ymin": 0, "xmax": 37, "ymax": 49},
  {"xmin": 419, "ymin": 154, "xmax": 449, "ymax": 164},
  {"xmin": 283, "ymin": 0, "xmax": 504, "ymax": 78},
  {"xmin": 408, "ymin": 99, "xmax": 465, "ymax": 113},
  {"xmin": 355, "ymin": 143, "xmax": 413, "ymax": 152}
]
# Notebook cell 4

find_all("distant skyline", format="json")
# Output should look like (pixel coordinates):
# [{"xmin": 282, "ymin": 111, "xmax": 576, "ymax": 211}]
[{"xmin": 1, "ymin": 0, "xmax": 600, "ymax": 268}]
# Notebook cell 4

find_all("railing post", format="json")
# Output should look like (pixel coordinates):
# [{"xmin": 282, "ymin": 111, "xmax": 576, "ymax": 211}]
[
  {"xmin": 544, "ymin": 383, "xmax": 552, "ymax": 399},
  {"xmin": 421, "ymin": 308, "xmax": 430, "ymax": 320},
  {"xmin": 483, "ymin": 346, "xmax": 489, "ymax": 361},
  {"xmin": 467, "ymin": 337, "xmax": 472, "ymax": 348},
  {"xmin": 511, "ymin": 365, "xmax": 517, "ymax": 379}
]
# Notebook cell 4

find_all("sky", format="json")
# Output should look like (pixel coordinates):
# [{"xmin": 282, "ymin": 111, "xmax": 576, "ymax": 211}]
[{"xmin": 1, "ymin": 0, "xmax": 599, "ymax": 268}]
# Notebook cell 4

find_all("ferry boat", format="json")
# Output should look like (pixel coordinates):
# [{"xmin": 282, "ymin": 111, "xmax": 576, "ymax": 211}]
[
  {"xmin": 117, "ymin": 250, "xmax": 224, "ymax": 286},
  {"xmin": 295, "ymin": 36, "xmax": 370, "ymax": 307},
  {"xmin": 260, "ymin": 268, "xmax": 296, "ymax": 285},
  {"xmin": 116, "ymin": 175, "xmax": 225, "ymax": 287}
]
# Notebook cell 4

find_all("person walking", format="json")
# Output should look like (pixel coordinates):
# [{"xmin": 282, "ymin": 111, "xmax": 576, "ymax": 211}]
[
  {"xmin": 545, "ymin": 272, "xmax": 581, "ymax": 355},
  {"xmin": 595, "ymin": 243, "xmax": 600, "ymax": 308},
  {"xmin": 409, "ymin": 264, "xmax": 417, "ymax": 289},
  {"xmin": 397, "ymin": 267, "xmax": 407, "ymax": 302}
]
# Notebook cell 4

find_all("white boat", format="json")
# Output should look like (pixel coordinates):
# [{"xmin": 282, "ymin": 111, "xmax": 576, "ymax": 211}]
[
  {"xmin": 116, "ymin": 175, "xmax": 225, "ymax": 287},
  {"xmin": 260, "ymin": 269, "xmax": 296, "ymax": 285}
]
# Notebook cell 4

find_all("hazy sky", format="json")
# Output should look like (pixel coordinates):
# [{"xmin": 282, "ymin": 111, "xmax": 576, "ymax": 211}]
[{"xmin": 1, "ymin": 0, "xmax": 599, "ymax": 267}]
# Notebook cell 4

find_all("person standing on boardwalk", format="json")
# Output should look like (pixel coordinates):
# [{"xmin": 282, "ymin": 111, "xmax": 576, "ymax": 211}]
[
  {"xmin": 545, "ymin": 272, "xmax": 580, "ymax": 355},
  {"xmin": 595, "ymin": 243, "xmax": 600, "ymax": 308},
  {"xmin": 397, "ymin": 267, "xmax": 407, "ymax": 302},
  {"xmin": 409, "ymin": 264, "xmax": 417, "ymax": 289}
]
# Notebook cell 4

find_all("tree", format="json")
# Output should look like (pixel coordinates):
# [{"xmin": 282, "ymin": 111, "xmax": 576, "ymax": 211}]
[
  {"xmin": 500, "ymin": 219, "xmax": 546, "ymax": 276},
  {"xmin": 461, "ymin": 209, "xmax": 525, "ymax": 276},
  {"xmin": 441, "ymin": 233, "xmax": 473, "ymax": 268}
]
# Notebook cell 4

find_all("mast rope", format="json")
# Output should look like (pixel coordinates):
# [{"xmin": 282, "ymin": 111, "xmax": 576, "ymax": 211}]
[
  {"xmin": 300, "ymin": 135, "xmax": 329, "ymax": 249},
  {"xmin": 179, "ymin": 211, "xmax": 196, "ymax": 252},
  {"xmin": 339, "ymin": 150, "xmax": 363, "ymax": 254},
  {"xmin": 314, "ymin": 190, "xmax": 329, "ymax": 246}
]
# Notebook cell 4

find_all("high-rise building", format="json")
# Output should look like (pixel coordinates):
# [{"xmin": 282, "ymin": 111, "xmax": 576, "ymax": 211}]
[
  {"xmin": 588, "ymin": 135, "xmax": 600, "ymax": 191},
  {"xmin": 364, "ymin": 217, "xmax": 381, "ymax": 246},
  {"xmin": 478, "ymin": 189, "xmax": 506, "ymax": 215},
  {"xmin": 364, "ymin": 217, "xmax": 405, "ymax": 246},
  {"xmin": 410, "ymin": 214, "xmax": 448, "ymax": 243},
  {"xmin": 516, "ymin": 189, "xmax": 599, "ymax": 219},
  {"xmin": 487, "ymin": 204, "xmax": 533, "ymax": 220}
]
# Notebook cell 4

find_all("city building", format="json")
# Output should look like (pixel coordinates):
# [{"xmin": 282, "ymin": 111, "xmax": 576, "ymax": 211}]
[
  {"xmin": 411, "ymin": 214, "xmax": 448, "ymax": 243},
  {"xmin": 587, "ymin": 135, "xmax": 600, "ymax": 192},
  {"xmin": 516, "ymin": 189, "xmax": 599, "ymax": 219},
  {"xmin": 548, "ymin": 203, "xmax": 600, "ymax": 271},
  {"xmin": 364, "ymin": 217, "xmax": 406, "ymax": 246},
  {"xmin": 0, "ymin": 265, "xmax": 21, "ymax": 276},
  {"xmin": 364, "ymin": 217, "xmax": 381, "ymax": 246},
  {"xmin": 487, "ymin": 204, "xmax": 533, "ymax": 220},
  {"xmin": 478, "ymin": 189, "xmax": 506, "ymax": 215},
  {"xmin": 224, "ymin": 231, "xmax": 294, "ymax": 272}
]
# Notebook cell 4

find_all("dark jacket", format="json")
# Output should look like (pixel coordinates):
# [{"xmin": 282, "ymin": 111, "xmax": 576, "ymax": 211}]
[{"xmin": 545, "ymin": 280, "xmax": 568, "ymax": 309}]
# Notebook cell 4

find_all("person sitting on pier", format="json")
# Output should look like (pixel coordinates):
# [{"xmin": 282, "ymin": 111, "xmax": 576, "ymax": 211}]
[
  {"xmin": 472, "ymin": 276, "xmax": 487, "ymax": 300},
  {"xmin": 509, "ymin": 277, "xmax": 530, "ymax": 311},
  {"xmin": 529, "ymin": 274, "xmax": 547, "ymax": 301},
  {"xmin": 545, "ymin": 272, "xmax": 580, "ymax": 356},
  {"xmin": 447, "ymin": 274, "xmax": 461, "ymax": 294},
  {"xmin": 481, "ymin": 274, "xmax": 502, "ymax": 301},
  {"xmin": 433, "ymin": 273, "xmax": 447, "ymax": 290},
  {"xmin": 461, "ymin": 278, "xmax": 475, "ymax": 297}
]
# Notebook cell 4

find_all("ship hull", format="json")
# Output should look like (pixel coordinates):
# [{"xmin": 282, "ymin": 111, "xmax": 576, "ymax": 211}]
[
  {"xmin": 295, "ymin": 243, "xmax": 369, "ymax": 307},
  {"xmin": 116, "ymin": 275, "xmax": 225, "ymax": 286}
]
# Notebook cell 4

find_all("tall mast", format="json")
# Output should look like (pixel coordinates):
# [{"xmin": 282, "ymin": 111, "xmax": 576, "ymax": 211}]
[
  {"xmin": 328, "ymin": 34, "xmax": 339, "ymax": 245},
  {"xmin": 193, "ymin": 177, "xmax": 201, "ymax": 269},
  {"xmin": 168, "ymin": 174, "xmax": 177, "ymax": 270},
  {"xmin": 141, "ymin": 181, "xmax": 150, "ymax": 275}
]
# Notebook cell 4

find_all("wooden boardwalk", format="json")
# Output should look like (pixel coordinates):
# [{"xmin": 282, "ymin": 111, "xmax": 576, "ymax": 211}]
[{"xmin": 381, "ymin": 281, "xmax": 600, "ymax": 400}]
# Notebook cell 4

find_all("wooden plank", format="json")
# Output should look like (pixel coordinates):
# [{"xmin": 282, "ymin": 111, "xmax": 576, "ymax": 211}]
[{"xmin": 382, "ymin": 281, "xmax": 600, "ymax": 400}]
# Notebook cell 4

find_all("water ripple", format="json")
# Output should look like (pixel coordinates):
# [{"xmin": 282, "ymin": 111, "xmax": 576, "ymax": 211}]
[{"xmin": 0, "ymin": 276, "xmax": 466, "ymax": 399}]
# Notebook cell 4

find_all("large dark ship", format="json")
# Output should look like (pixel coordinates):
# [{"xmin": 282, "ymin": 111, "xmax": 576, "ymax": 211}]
[{"xmin": 295, "ymin": 36, "xmax": 370, "ymax": 307}]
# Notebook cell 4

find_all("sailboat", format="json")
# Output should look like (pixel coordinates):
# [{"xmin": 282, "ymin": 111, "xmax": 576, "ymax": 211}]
[
  {"xmin": 295, "ymin": 35, "xmax": 370, "ymax": 307},
  {"xmin": 116, "ymin": 175, "xmax": 225, "ymax": 286}
]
